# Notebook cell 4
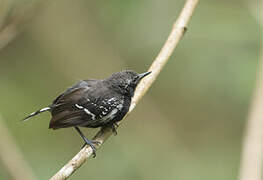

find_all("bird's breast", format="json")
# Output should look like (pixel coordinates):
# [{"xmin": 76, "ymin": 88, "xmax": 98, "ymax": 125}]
[{"xmin": 98, "ymin": 99, "xmax": 124, "ymax": 123}]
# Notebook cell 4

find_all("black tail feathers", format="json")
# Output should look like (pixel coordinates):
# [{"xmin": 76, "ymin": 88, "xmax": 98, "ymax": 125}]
[{"xmin": 22, "ymin": 107, "xmax": 51, "ymax": 122}]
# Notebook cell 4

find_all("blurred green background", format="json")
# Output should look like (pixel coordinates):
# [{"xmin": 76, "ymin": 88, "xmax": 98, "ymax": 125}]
[{"xmin": 0, "ymin": 0, "xmax": 260, "ymax": 179}]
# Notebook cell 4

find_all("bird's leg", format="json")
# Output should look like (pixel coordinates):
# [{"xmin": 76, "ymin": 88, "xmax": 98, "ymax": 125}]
[
  {"xmin": 111, "ymin": 123, "xmax": 119, "ymax": 136},
  {"xmin": 80, "ymin": 139, "xmax": 101, "ymax": 150},
  {"xmin": 74, "ymin": 127, "xmax": 100, "ymax": 158}
]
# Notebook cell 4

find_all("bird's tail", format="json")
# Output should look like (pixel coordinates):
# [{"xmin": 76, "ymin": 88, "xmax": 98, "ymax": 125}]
[{"xmin": 22, "ymin": 107, "xmax": 51, "ymax": 122}]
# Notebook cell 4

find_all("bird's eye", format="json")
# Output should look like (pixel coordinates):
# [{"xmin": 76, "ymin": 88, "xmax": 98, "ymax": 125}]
[{"xmin": 132, "ymin": 77, "xmax": 138, "ymax": 84}]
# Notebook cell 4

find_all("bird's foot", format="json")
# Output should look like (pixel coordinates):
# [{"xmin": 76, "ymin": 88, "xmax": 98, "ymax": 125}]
[
  {"xmin": 81, "ymin": 139, "xmax": 101, "ymax": 149},
  {"xmin": 75, "ymin": 126, "xmax": 101, "ymax": 158},
  {"xmin": 111, "ymin": 123, "xmax": 119, "ymax": 136},
  {"xmin": 81, "ymin": 138, "xmax": 101, "ymax": 158}
]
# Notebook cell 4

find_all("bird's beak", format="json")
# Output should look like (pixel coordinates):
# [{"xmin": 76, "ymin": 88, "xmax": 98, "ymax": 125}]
[{"xmin": 138, "ymin": 71, "xmax": 151, "ymax": 79}]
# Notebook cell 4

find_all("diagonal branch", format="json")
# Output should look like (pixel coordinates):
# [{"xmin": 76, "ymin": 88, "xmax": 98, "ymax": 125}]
[
  {"xmin": 50, "ymin": 0, "xmax": 199, "ymax": 179},
  {"xmin": 238, "ymin": 39, "xmax": 263, "ymax": 180}
]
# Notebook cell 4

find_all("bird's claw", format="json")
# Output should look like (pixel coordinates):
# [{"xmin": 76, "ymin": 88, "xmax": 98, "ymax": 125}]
[
  {"xmin": 81, "ymin": 138, "xmax": 101, "ymax": 158},
  {"xmin": 111, "ymin": 123, "xmax": 119, "ymax": 136}
]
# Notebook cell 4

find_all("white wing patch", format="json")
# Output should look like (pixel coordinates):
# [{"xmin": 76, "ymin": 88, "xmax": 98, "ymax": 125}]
[
  {"xmin": 75, "ymin": 97, "xmax": 124, "ymax": 125},
  {"xmin": 75, "ymin": 104, "xmax": 96, "ymax": 120}
]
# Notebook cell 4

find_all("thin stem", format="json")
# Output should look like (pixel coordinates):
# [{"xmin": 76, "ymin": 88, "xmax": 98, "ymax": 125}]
[
  {"xmin": 50, "ymin": 0, "xmax": 199, "ymax": 179},
  {"xmin": 0, "ymin": 1, "xmax": 50, "ymax": 51}
]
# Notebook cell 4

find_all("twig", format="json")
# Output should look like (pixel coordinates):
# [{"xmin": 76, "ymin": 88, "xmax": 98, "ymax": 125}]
[
  {"xmin": 0, "ymin": 115, "xmax": 37, "ymax": 180},
  {"xmin": 0, "ymin": 1, "xmax": 50, "ymax": 51},
  {"xmin": 238, "ymin": 1, "xmax": 263, "ymax": 179},
  {"xmin": 50, "ymin": 0, "xmax": 199, "ymax": 179}
]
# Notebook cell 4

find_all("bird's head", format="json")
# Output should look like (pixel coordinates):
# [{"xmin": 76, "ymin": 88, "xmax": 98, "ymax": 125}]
[{"xmin": 106, "ymin": 70, "xmax": 151, "ymax": 97}]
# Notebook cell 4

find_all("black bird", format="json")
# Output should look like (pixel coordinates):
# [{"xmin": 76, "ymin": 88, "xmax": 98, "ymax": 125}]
[{"xmin": 23, "ymin": 70, "xmax": 151, "ymax": 157}]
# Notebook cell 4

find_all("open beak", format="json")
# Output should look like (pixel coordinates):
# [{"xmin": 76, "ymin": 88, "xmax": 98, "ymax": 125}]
[{"xmin": 138, "ymin": 71, "xmax": 152, "ymax": 79}]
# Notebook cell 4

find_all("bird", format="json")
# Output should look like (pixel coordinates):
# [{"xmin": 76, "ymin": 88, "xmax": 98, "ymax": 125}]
[{"xmin": 22, "ymin": 70, "xmax": 151, "ymax": 157}]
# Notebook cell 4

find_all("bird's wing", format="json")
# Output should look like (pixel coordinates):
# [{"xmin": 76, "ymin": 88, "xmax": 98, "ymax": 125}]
[
  {"xmin": 75, "ymin": 95, "xmax": 124, "ymax": 127},
  {"xmin": 52, "ymin": 80, "xmax": 93, "ymax": 104},
  {"xmin": 49, "ymin": 80, "xmax": 94, "ymax": 129},
  {"xmin": 49, "ymin": 80, "xmax": 123, "ymax": 129}
]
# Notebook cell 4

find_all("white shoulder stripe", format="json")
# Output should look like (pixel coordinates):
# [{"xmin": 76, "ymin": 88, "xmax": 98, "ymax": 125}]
[
  {"xmin": 75, "ymin": 104, "xmax": 96, "ymax": 120},
  {"xmin": 83, "ymin": 108, "xmax": 96, "ymax": 120},
  {"xmin": 75, "ymin": 104, "xmax": 84, "ymax": 109}
]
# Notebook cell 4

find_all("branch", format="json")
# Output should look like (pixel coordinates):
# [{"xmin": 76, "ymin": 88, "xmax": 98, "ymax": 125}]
[
  {"xmin": 50, "ymin": 0, "xmax": 199, "ymax": 179},
  {"xmin": 238, "ymin": 1, "xmax": 263, "ymax": 179},
  {"xmin": 0, "ymin": 1, "xmax": 50, "ymax": 51},
  {"xmin": 238, "ymin": 41, "xmax": 263, "ymax": 180}
]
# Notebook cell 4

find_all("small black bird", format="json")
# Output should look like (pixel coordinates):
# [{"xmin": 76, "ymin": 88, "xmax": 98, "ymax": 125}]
[{"xmin": 23, "ymin": 70, "xmax": 151, "ymax": 157}]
